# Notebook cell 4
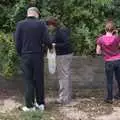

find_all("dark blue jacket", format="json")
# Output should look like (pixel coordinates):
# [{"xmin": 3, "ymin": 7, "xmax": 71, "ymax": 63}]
[
  {"xmin": 53, "ymin": 27, "xmax": 73, "ymax": 55},
  {"xmin": 15, "ymin": 17, "xmax": 51, "ymax": 56}
]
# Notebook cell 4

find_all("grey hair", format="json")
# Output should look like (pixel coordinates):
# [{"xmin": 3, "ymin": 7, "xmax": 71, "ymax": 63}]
[{"xmin": 27, "ymin": 7, "xmax": 40, "ymax": 15}]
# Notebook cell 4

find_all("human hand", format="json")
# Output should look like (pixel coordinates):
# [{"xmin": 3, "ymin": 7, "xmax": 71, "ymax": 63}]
[
  {"xmin": 113, "ymin": 29, "xmax": 118, "ymax": 35},
  {"xmin": 52, "ymin": 43, "xmax": 56, "ymax": 47}
]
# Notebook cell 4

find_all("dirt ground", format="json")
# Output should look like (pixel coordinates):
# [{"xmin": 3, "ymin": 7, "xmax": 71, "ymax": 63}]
[{"xmin": 0, "ymin": 77, "xmax": 120, "ymax": 120}]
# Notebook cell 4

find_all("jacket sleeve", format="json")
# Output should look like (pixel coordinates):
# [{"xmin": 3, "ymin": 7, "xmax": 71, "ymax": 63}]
[
  {"xmin": 15, "ymin": 23, "xmax": 22, "ymax": 56},
  {"xmin": 42, "ymin": 23, "xmax": 52, "ymax": 49}
]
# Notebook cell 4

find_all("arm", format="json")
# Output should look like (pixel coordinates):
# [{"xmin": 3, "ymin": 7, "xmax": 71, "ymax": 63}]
[
  {"xmin": 55, "ymin": 41, "xmax": 68, "ymax": 48},
  {"xmin": 15, "ymin": 23, "xmax": 22, "ymax": 56},
  {"xmin": 113, "ymin": 29, "xmax": 118, "ymax": 36},
  {"xmin": 114, "ymin": 35, "xmax": 120, "ymax": 48},
  {"xmin": 118, "ymin": 36, "xmax": 120, "ymax": 48},
  {"xmin": 96, "ymin": 36, "xmax": 102, "ymax": 55},
  {"xmin": 96, "ymin": 45, "xmax": 101, "ymax": 55},
  {"xmin": 42, "ymin": 23, "xmax": 52, "ymax": 49}
]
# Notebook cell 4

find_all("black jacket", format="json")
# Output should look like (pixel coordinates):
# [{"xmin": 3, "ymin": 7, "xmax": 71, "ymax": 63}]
[
  {"xmin": 15, "ymin": 17, "xmax": 51, "ymax": 56},
  {"xmin": 52, "ymin": 27, "xmax": 72, "ymax": 55}
]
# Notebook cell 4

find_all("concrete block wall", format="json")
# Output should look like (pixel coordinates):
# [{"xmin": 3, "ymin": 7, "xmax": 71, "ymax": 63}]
[{"xmin": 45, "ymin": 56, "xmax": 106, "ymax": 89}]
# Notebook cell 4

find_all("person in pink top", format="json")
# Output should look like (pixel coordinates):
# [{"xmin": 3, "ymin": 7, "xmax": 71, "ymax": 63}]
[{"xmin": 96, "ymin": 21, "xmax": 120, "ymax": 104}]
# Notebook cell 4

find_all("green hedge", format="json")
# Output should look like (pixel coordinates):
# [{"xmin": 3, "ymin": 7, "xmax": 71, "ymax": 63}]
[
  {"xmin": 1, "ymin": 0, "xmax": 119, "ymax": 55},
  {"xmin": 0, "ymin": 32, "xmax": 18, "ymax": 78},
  {"xmin": 0, "ymin": 0, "xmax": 120, "ymax": 78}
]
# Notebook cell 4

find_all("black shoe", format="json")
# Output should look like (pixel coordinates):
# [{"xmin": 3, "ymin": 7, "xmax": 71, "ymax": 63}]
[
  {"xmin": 104, "ymin": 99, "xmax": 113, "ymax": 104},
  {"xmin": 114, "ymin": 95, "xmax": 120, "ymax": 100}
]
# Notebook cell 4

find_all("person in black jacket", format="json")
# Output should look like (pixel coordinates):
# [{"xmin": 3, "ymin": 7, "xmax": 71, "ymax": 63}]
[
  {"xmin": 15, "ymin": 7, "xmax": 51, "ymax": 111},
  {"xmin": 47, "ymin": 19, "xmax": 73, "ymax": 104}
]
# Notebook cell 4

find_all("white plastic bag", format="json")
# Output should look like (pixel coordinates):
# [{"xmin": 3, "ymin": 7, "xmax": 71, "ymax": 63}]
[{"xmin": 47, "ymin": 44, "xmax": 56, "ymax": 74}]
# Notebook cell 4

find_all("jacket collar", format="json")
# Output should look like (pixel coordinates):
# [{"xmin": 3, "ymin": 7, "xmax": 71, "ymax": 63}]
[{"xmin": 27, "ymin": 16, "xmax": 37, "ymax": 19}]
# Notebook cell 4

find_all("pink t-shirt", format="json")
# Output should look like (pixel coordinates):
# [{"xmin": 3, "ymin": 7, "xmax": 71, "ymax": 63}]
[{"xmin": 97, "ymin": 35, "xmax": 120, "ymax": 61}]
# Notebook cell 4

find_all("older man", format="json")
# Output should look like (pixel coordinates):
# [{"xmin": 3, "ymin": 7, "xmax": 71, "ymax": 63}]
[{"xmin": 15, "ymin": 7, "xmax": 51, "ymax": 111}]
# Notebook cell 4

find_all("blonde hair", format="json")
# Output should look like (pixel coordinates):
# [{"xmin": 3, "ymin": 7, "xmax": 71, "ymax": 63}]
[{"xmin": 105, "ymin": 21, "xmax": 115, "ymax": 33}]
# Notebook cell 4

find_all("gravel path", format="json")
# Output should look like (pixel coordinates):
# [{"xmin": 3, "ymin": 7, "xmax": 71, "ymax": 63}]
[{"xmin": 0, "ymin": 77, "xmax": 120, "ymax": 120}]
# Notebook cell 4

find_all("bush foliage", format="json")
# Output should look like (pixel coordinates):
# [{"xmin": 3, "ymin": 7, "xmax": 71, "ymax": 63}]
[
  {"xmin": 0, "ymin": 32, "xmax": 18, "ymax": 78},
  {"xmin": 0, "ymin": 0, "xmax": 120, "ymax": 77}
]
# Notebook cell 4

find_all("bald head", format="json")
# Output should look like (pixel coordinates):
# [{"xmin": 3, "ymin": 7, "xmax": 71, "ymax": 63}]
[{"xmin": 27, "ymin": 7, "xmax": 40, "ymax": 18}]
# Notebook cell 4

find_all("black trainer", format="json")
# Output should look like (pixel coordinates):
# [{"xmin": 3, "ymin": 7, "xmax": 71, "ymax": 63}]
[
  {"xmin": 104, "ymin": 99, "xmax": 113, "ymax": 104},
  {"xmin": 114, "ymin": 94, "xmax": 120, "ymax": 100}
]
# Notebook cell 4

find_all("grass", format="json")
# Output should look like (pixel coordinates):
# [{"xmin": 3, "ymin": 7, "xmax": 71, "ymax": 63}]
[
  {"xmin": 0, "ymin": 111, "xmax": 52, "ymax": 120},
  {"xmin": 20, "ymin": 111, "xmax": 51, "ymax": 120}
]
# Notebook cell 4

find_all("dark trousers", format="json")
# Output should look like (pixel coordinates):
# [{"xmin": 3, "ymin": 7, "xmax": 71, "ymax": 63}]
[
  {"xmin": 105, "ymin": 60, "xmax": 120, "ymax": 100},
  {"xmin": 21, "ymin": 54, "xmax": 44, "ymax": 108}
]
